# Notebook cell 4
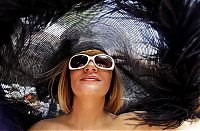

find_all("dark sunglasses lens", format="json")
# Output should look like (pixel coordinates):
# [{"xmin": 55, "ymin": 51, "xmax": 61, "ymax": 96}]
[
  {"xmin": 70, "ymin": 55, "xmax": 88, "ymax": 68},
  {"xmin": 95, "ymin": 55, "xmax": 113, "ymax": 68}
]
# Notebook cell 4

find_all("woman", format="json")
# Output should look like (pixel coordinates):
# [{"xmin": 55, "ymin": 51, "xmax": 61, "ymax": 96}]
[
  {"xmin": 29, "ymin": 45, "xmax": 200, "ymax": 130},
  {"xmin": 29, "ymin": 41, "xmax": 144, "ymax": 130},
  {"xmin": 28, "ymin": 24, "xmax": 200, "ymax": 130}
]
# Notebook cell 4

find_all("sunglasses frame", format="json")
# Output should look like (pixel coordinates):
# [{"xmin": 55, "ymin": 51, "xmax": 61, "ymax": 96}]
[{"xmin": 69, "ymin": 54, "xmax": 115, "ymax": 70}]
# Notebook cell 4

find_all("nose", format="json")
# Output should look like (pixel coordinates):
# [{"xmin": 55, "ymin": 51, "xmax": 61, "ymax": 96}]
[{"xmin": 84, "ymin": 61, "xmax": 98, "ymax": 72}]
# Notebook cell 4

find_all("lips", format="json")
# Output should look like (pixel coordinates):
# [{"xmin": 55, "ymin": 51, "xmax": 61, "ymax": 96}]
[{"xmin": 80, "ymin": 75, "xmax": 100, "ymax": 81}]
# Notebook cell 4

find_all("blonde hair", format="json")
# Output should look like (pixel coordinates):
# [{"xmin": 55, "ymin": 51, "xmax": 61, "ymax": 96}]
[{"xmin": 49, "ymin": 49, "xmax": 123, "ymax": 114}]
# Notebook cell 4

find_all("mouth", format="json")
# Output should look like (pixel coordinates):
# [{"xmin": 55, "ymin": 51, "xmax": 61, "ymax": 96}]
[{"xmin": 80, "ymin": 76, "xmax": 100, "ymax": 81}]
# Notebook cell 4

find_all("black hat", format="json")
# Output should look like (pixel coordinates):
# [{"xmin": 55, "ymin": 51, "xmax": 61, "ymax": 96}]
[
  {"xmin": 64, "ymin": 26, "xmax": 108, "ymax": 55},
  {"xmin": 71, "ymin": 40, "xmax": 107, "ymax": 55},
  {"xmin": 1, "ymin": 0, "xmax": 200, "ymax": 129}
]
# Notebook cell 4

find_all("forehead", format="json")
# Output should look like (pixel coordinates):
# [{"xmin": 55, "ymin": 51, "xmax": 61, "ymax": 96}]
[{"xmin": 79, "ymin": 49, "xmax": 105, "ymax": 56}]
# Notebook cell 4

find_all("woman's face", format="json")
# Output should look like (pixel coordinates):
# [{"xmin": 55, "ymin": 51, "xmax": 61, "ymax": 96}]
[{"xmin": 70, "ymin": 51, "xmax": 113, "ymax": 97}]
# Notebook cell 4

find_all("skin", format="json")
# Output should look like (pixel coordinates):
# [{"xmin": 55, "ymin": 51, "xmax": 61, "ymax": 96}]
[
  {"xmin": 29, "ymin": 57, "xmax": 143, "ymax": 130},
  {"xmin": 29, "ymin": 56, "xmax": 200, "ymax": 130},
  {"xmin": 70, "ymin": 60, "xmax": 112, "ymax": 97},
  {"xmin": 66, "ymin": 60, "xmax": 113, "ymax": 129}
]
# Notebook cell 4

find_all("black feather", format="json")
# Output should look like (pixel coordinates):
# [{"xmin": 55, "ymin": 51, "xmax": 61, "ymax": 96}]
[
  {"xmin": 117, "ymin": 0, "xmax": 200, "ymax": 128},
  {"xmin": 0, "ymin": 0, "xmax": 103, "ymax": 72}
]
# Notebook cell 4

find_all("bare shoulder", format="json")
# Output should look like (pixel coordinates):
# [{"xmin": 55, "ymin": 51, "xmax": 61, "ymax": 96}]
[
  {"xmin": 112, "ymin": 113, "xmax": 200, "ymax": 131},
  {"xmin": 28, "ymin": 115, "xmax": 67, "ymax": 131},
  {"xmin": 111, "ymin": 112, "xmax": 150, "ymax": 130},
  {"xmin": 28, "ymin": 119, "xmax": 53, "ymax": 130},
  {"xmin": 118, "ymin": 114, "xmax": 200, "ymax": 131},
  {"xmin": 117, "ymin": 112, "xmax": 138, "ymax": 119}
]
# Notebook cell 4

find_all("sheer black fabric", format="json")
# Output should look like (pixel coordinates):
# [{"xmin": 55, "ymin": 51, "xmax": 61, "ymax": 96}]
[
  {"xmin": 0, "ymin": 0, "xmax": 104, "ymax": 130},
  {"xmin": 0, "ymin": 0, "xmax": 199, "ymax": 130}
]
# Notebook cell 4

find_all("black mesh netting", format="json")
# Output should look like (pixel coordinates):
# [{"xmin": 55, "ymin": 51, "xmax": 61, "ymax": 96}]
[{"xmin": 0, "ymin": 0, "xmax": 199, "ymax": 130}]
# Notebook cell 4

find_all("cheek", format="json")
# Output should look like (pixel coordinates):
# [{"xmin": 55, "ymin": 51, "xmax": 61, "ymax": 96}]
[
  {"xmin": 102, "ymin": 72, "xmax": 113, "ymax": 89},
  {"xmin": 70, "ymin": 71, "xmax": 80, "ymax": 90}
]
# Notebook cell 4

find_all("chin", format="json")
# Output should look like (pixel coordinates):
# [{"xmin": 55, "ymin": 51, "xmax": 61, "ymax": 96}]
[{"xmin": 76, "ymin": 86, "xmax": 108, "ymax": 96}]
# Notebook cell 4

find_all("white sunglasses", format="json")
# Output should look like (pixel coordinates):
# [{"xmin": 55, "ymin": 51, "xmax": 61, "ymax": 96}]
[{"xmin": 69, "ymin": 54, "xmax": 115, "ymax": 70}]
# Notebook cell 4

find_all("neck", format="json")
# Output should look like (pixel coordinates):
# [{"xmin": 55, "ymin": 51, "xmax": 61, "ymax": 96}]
[{"xmin": 68, "ymin": 95, "xmax": 107, "ymax": 129}]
